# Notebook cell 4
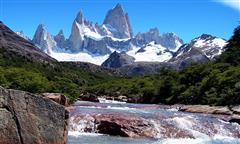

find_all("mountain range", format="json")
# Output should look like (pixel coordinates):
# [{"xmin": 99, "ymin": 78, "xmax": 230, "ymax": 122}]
[{"xmin": 16, "ymin": 3, "xmax": 227, "ymax": 71}]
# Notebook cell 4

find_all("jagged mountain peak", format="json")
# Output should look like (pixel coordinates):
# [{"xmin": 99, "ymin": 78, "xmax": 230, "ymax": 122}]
[
  {"xmin": 149, "ymin": 27, "xmax": 160, "ymax": 33},
  {"xmin": 54, "ymin": 29, "xmax": 66, "ymax": 49},
  {"xmin": 56, "ymin": 29, "xmax": 64, "ymax": 36},
  {"xmin": 160, "ymin": 32, "xmax": 184, "ymax": 51},
  {"xmin": 162, "ymin": 32, "xmax": 177, "ymax": 37},
  {"xmin": 170, "ymin": 34, "xmax": 227, "ymax": 69},
  {"xmin": 36, "ymin": 24, "xmax": 45, "ymax": 31},
  {"xmin": 135, "ymin": 28, "xmax": 159, "ymax": 37},
  {"xmin": 192, "ymin": 34, "xmax": 217, "ymax": 42},
  {"xmin": 115, "ymin": 3, "xmax": 123, "ymax": 9},
  {"xmin": 35, "ymin": 24, "xmax": 47, "ymax": 33},
  {"xmin": 32, "ymin": 24, "xmax": 46, "ymax": 44},
  {"xmin": 76, "ymin": 10, "xmax": 84, "ymax": 24},
  {"xmin": 29, "ymin": 4, "xmax": 226, "ymax": 69},
  {"xmin": 32, "ymin": 24, "xmax": 56, "ymax": 53},
  {"xmin": 191, "ymin": 34, "xmax": 226, "ymax": 47},
  {"xmin": 199, "ymin": 34, "xmax": 215, "ymax": 39},
  {"xmin": 103, "ymin": 3, "xmax": 133, "ymax": 39},
  {"xmin": 111, "ymin": 3, "xmax": 124, "ymax": 13},
  {"xmin": 134, "ymin": 28, "xmax": 183, "ymax": 51}
]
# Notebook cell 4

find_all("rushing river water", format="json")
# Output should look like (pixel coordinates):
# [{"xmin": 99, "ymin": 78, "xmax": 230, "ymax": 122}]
[{"xmin": 68, "ymin": 100, "xmax": 240, "ymax": 144}]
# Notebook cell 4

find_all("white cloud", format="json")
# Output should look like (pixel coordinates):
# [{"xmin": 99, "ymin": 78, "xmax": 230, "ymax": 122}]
[{"xmin": 214, "ymin": 0, "xmax": 240, "ymax": 11}]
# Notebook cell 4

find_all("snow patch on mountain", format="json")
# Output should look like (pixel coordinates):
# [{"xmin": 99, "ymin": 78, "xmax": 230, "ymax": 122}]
[
  {"xmin": 172, "ymin": 39, "xmax": 183, "ymax": 52},
  {"xmin": 193, "ymin": 37, "xmax": 226, "ymax": 48},
  {"xmin": 126, "ymin": 42, "xmax": 172, "ymax": 62},
  {"xmin": 191, "ymin": 35, "xmax": 227, "ymax": 59},
  {"xmin": 75, "ymin": 22, "xmax": 103, "ymax": 41},
  {"xmin": 133, "ymin": 42, "xmax": 172, "ymax": 62},
  {"xmin": 49, "ymin": 50, "xmax": 109, "ymax": 65}
]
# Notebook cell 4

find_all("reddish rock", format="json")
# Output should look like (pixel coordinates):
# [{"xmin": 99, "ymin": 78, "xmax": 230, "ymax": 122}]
[
  {"xmin": 69, "ymin": 111, "xmax": 194, "ymax": 139},
  {"xmin": 95, "ymin": 114, "xmax": 157, "ymax": 138},
  {"xmin": 179, "ymin": 105, "xmax": 233, "ymax": 115},
  {"xmin": 178, "ymin": 105, "xmax": 240, "ymax": 125},
  {"xmin": 42, "ymin": 93, "xmax": 69, "ymax": 107}
]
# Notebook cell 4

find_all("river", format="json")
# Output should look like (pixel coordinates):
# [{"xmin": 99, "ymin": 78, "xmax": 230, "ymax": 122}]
[{"xmin": 68, "ymin": 100, "xmax": 240, "ymax": 144}]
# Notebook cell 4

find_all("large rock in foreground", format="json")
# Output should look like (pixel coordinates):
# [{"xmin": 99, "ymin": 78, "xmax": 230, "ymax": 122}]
[{"xmin": 0, "ymin": 87, "xmax": 68, "ymax": 144}]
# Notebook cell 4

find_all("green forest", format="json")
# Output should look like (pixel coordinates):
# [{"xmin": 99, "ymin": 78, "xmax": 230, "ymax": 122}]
[
  {"xmin": 0, "ymin": 26, "xmax": 239, "ymax": 105},
  {"xmin": 0, "ymin": 49, "xmax": 116, "ymax": 102}
]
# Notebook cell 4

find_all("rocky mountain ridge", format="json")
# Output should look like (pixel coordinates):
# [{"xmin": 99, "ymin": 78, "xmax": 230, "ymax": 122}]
[
  {"xmin": 25, "ymin": 4, "xmax": 185, "ymax": 65},
  {"xmin": 102, "ymin": 34, "xmax": 227, "ymax": 72},
  {"xmin": 16, "ymin": 4, "xmax": 227, "ymax": 72}
]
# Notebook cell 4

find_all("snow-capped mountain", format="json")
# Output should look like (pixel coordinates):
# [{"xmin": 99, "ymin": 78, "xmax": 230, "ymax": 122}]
[
  {"xmin": 27, "ymin": 3, "xmax": 227, "ymax": 68},
  {"xmin": 67, "ymin": 4, "xmax": 133, "ymax": 54},
  {"xmin": 190, "ymin": 34, "xmax": 227, "ymax": 59},
  {"xmin": 29, "ymin": 4, "xmax": 183, "ymax": 65},
  {"xmin": 170, "ymin": 34, "xmax": 227, "ymax": 69},
  {"xmin": 133, "ymin": 28, "xmax": 184, "ymax": 51},
  {"xmin": 103, "ymin": 34, "xmax": 227, "ymax": 70}
]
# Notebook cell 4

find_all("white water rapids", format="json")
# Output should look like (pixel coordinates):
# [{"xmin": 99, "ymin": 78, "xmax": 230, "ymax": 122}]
[{"xmin": 68, "ymin": 100, "xmax": 240, "ymax": 144}]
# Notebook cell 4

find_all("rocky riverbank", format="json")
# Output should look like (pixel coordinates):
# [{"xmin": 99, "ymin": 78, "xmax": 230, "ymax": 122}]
[
  {"xmin": 0, "ymin": 87, "xmax": 69, "ymax": 144},
  {"xmin": 179, "ymin": 105, "xmax": 240, "ymax": 125}
]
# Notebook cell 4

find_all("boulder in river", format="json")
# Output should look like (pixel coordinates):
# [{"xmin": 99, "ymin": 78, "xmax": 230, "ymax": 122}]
[{"xmin": 179, "ymin": 105, "xmax": 233, "ymax": 115}]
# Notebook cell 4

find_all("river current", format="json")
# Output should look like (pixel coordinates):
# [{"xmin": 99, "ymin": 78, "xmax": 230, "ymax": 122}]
[{"xmin": 68, "ymin": 100, "xmax": 240, "ymax": 144}]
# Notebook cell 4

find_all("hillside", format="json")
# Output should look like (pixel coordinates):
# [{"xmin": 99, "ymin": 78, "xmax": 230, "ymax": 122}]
[{"xmin": 0, "ymin": 22, "xmax": 118, "ymax": 102}]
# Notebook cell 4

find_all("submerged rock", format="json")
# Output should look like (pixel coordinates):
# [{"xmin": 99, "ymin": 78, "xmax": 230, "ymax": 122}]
[{"xmin": 0, "ymin": 87, "xmax": 68, "ymax": 144}]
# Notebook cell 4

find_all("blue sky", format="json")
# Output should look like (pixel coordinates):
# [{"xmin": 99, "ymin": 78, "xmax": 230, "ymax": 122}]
[{"xmin": 0, "ymin": 0, "xmax": 239, "ymax": 43}]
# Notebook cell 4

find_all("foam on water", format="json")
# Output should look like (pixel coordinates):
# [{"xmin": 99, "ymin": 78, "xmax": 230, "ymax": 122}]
[
  {"xmin": 68, "ymin": 131, "xmax": 104, "ymax": 137},
  {"xmin": 77, "ymin": 105, "xmax": 136, "ymax": 111},
  {"xmin": 69, "ymin": 101, "xmax": 240, "ymax": 143},
  {"xmin": 159, "ymin": 135, "xmax": 240, "ymax": 144},
  {"xmin": 98, "ymin": 97, "xmax": 126, "ymax": 104},
  {"xmin": 68, "ymin": 132, "xmax": 240, "ymax": 144},
  {"xmin": 170, "ymin": 115, "xmax": 209, "ymax": 138}
]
